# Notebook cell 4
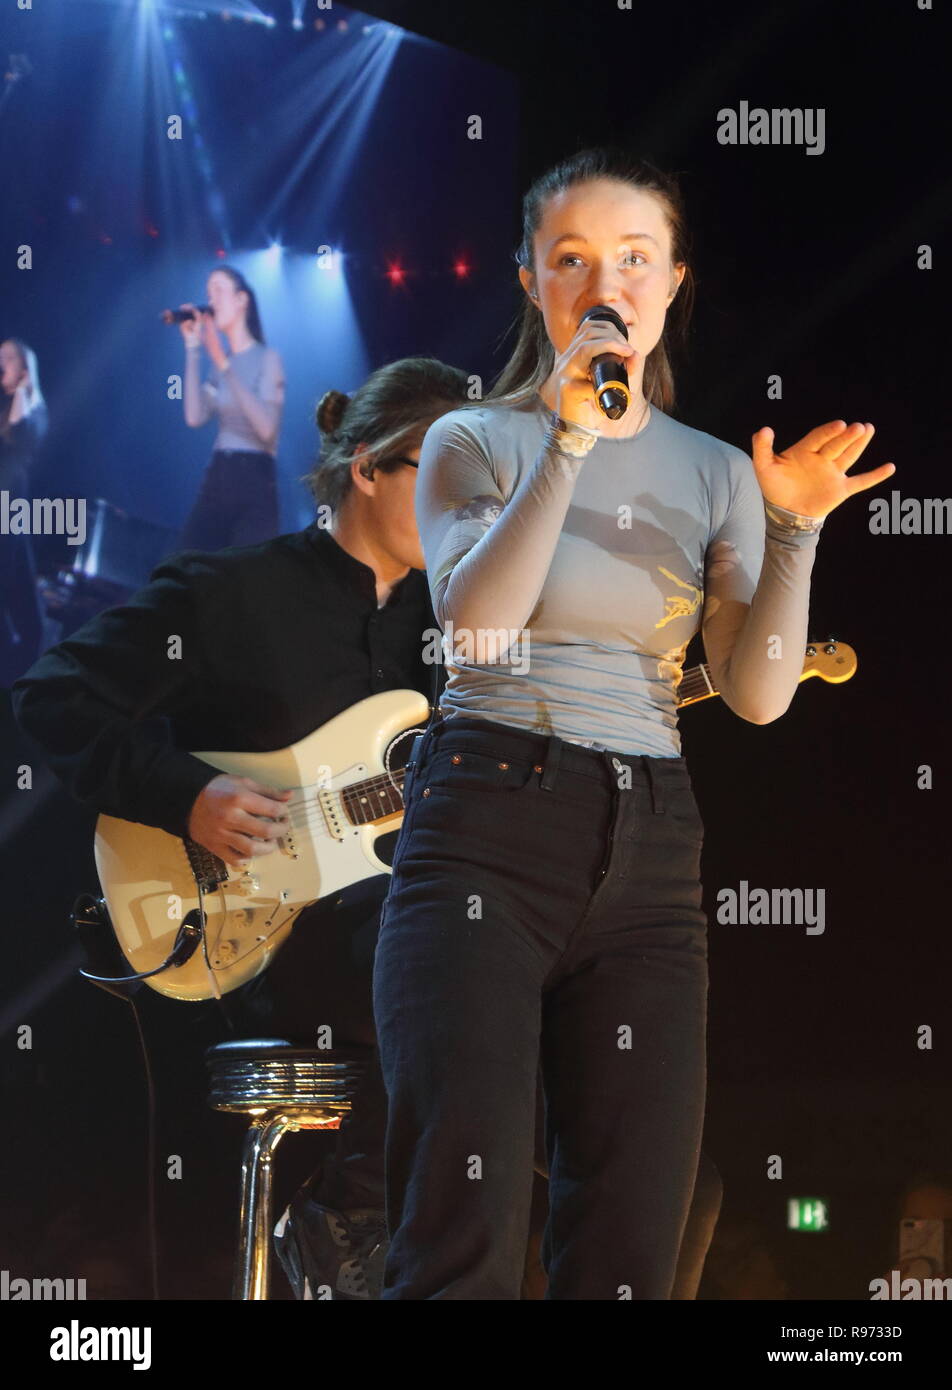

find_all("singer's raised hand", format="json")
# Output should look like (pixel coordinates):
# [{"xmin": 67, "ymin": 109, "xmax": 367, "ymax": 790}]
[
  {"xmin": 178, "ymin": 304, "xmax": 202, "ymax": 348},
  {"xmin": 554, "ymin": 318, "xmax": 636, "ymax": 431},
  {"xmin": 750, "ymin": 420, "xmax": 896, "ymax": 522}
]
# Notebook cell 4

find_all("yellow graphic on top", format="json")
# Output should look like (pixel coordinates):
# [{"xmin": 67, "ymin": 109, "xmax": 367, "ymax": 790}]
[{"xmin": 655, "ymin": 565, "xmax": 704, "ymax": 630}]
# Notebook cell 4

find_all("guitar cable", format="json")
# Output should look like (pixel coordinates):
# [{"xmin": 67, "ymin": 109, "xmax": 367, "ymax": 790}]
[
  {"xmin": 381, "ymin": 660, "xmax": 444, "ymax": 792},
  {"xmin": 71, "ymin": 892, "xmax": 205, "ymax": 987},
  {"xmin": 383, "ymin": 722, "xmax": 429, "ymax": 793},
  {"xmin": 129, "ymin": 991, "xmax": 161, "ymax": 1302},
  {"xmin": 77, "ymin": 919, "xmax": 205, "ymax": 986},
  {"xmin": 195, "ymin": 880, "xmax": 224, "ymax": 1002}
]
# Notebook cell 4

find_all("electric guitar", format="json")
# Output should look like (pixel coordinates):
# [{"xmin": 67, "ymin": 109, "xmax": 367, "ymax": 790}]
[{"xmin": 94, "ymin": 639, "xmax": 856, "ymax": 1001}]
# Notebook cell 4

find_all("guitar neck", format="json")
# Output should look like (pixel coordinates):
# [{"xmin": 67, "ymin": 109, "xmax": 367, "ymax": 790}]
[
  {"xmin": 677, "ymin": 660, "xmax": 721, "ymax": 708},
  {"xmin": 676, "ymin": 639, "xmax": 845, "ymax": 708},
  {"xmin": 347, "ymin": 666, "xmax": 750, "ymax": 817},
  {"xmin": 349, "ymin": 639, "xmax": 852, "ymax": 823}
]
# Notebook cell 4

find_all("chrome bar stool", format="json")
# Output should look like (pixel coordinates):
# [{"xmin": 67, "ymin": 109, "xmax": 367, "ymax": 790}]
[{"xmin": 206, "ymin": 1038, "xmax": 367, "ymax": 1300}]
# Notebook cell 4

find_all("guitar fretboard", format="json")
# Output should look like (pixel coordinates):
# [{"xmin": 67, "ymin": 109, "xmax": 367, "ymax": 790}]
[
  {"xmin": 341, "ymin": 769, "xmax": 407, "ymax": 827},
  {"xmin": 677, "ymin": 662, "xmax": 718, "ymax": 707}
]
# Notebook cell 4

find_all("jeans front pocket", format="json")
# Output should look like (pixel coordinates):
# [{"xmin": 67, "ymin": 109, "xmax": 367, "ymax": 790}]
[
  {"xmin": 663, "ymin": 782, "xmax": 705, "ymax": 847},
  {"xmin": 417, "ymin": 746, "xmax": 540, "ymax": 797}
]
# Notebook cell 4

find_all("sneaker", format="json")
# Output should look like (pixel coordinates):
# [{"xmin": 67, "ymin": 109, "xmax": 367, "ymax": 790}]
[{"xmin": 273, "ymin": 1190, "xmax": 388, "ymax": 1300}]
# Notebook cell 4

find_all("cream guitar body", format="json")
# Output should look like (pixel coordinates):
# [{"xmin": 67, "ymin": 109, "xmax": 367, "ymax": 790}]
[{"xmin": 94, "ymin": 688, "xmax": 429, "ymax": 1001}]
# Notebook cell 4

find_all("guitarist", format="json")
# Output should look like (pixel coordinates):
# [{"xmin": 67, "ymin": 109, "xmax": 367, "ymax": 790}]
[{"xmin": 12, "ymin": 354, "xmax": 723, "ymax": 1300}]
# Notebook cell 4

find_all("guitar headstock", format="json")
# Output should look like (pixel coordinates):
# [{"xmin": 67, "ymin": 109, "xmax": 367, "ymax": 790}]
[{"xmin": 802, "ymin": 637, "xmax": 857, "ymax": 684}]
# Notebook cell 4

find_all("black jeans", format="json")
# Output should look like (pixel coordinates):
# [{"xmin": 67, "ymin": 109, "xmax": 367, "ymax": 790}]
[
  {"xmin": 373, "ymin": 712, "xmax": 710, "ymax": 1300},
  {"xmin": 180, "ymin": 448, "xmax": 278, "ymax": 552},
  {"xmin": 231, "ymin": 871, "xmax": 722, "ymax": 1295},
  {"xmin": 230, "ymin": 831, "xmax": 721, "ymax": 1294}
]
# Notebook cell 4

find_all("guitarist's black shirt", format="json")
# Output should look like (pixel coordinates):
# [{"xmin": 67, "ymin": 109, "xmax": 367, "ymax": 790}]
[{"xmin": 11, "ymin": 524, "xmax": 442, "ymax": 839}]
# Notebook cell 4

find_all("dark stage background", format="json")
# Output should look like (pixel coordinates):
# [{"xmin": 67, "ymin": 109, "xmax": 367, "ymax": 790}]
[{"xmin": 1, "ymin": 0, "xmax": 949, "ymax": 1305}]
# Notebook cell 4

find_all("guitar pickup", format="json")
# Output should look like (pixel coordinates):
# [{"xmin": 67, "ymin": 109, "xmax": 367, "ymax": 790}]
[{"xmin": 317, "ymin": 785, "xmax": 350, "ymax": 841}]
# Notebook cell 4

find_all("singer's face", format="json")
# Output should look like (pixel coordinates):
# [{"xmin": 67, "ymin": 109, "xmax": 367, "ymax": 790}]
[
  {"xmin": 0, "ymin": 341, "xmax": 25, "ymax": 394},
  {"xmin": 206, "ymin": 271, "xmax": 245, "ymax": 332},
  {"xmin": 520, "ymin": 178, "xmax": 685, "ymax": 362}
]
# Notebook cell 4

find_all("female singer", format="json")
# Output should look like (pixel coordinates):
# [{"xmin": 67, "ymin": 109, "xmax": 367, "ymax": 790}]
[
  {"xmin": 0, "ymin": 337, "xmax": 49, "ymax": 684},
  {"xmin": 0, "ymin": 337, "xmax": 48, "ymax": 488},
  {"xmin": 178, "ymin": 265, "xmax": 285, "ymax": 550},
  {"xmin": 371, "ymin": 147, "xmax": 895, "ymax": 1299}
]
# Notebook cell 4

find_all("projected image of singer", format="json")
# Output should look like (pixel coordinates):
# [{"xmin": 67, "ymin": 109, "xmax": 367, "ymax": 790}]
[
  {"xmin": 0, "ymin": 338, "xmax": 49, "ymax": 685},
  {"xmin": 176, "ymin": 266, "xmax": 285, "ymax": 551},
  {"xmin": 372, "ymin": 146, "xmax": 895, "ymax": 1300}
]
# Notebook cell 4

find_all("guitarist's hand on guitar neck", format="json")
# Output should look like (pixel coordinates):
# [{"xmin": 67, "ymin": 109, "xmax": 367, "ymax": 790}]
[{"xmin": 187, "ymin": 774, "xmax": 292, "ymax": 869}]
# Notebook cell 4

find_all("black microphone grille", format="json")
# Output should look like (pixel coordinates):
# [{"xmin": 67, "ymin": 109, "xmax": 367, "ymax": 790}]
[{"xmin": 579, "ymin": 305, "xmax": 629, "ymax": 339}]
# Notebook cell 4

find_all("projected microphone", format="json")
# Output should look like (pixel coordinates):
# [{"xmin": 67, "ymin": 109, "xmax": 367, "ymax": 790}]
[
  {"xmin": 579, "ymin": 305, "xmax": 631, "ymax": 420},
  {"xmin": 160, "ymin": 304, "xmax": 211, "ymax": 325}
]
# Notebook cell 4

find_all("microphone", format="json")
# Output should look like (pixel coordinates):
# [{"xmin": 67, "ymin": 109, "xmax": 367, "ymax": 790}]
[
  {"xmin": 579, "ymin": 305, "xmax": 631, "ymax": 420},
  {"xmin": 160, "ymin": 304, "xmax": 211, "ymax": 325}
]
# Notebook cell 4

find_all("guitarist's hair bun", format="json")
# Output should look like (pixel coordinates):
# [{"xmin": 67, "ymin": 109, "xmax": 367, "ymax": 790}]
[
  {"xmin": 302, "ymin": 359, "xmax": 469, "ymax": 514},
  {"xmin": 316, "ymin": 389, "xmax": 350, "ymax": 437}
]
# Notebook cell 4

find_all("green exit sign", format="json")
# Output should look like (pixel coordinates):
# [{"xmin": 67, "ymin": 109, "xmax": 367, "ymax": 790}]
[{"xmin": 788, "ymin": 1198, "xmax": 829, "ymax": 1231}]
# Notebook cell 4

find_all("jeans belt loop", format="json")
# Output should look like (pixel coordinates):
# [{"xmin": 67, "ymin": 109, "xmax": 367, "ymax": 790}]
[
  {"xmin": 643, "ymin": 756, "xmax": 664, "ymax": 814},
  {"xmin": 539, "ymin": 734, "xmax": 564, "ymax": 792}
]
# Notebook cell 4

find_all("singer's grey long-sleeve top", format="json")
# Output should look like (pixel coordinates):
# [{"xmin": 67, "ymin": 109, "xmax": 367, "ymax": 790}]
[
  {"xmin": 185, "ymin": 341, "xmax": 285, "ymax": 455},
  {"xmin": 416, "ymin": 391, "xmax": 823, "ymax": 757}
]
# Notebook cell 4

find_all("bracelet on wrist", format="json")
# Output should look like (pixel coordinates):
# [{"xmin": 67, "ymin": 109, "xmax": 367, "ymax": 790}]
[
  {"xmin": 764, "ymin": 500, "xmax": 824, "ymax": 534},
  {"xmin": 542, "ymin": 413, "xmax": 599, "ymax": 460}
]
